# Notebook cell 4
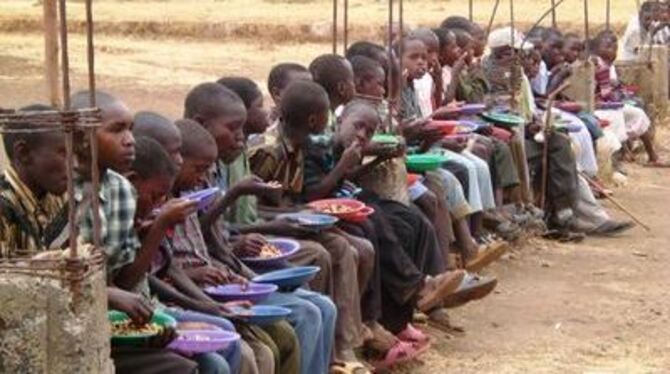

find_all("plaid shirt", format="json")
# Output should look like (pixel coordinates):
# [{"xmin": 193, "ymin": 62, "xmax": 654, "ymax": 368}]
[
  {"xmin": 0, "ymin": 166, "xmax": 66, "ymax": 257},
  {"xmin": 249, "ymin": 131, "xmax": 305, "ymax": 199},
  {"xmin": 76, "ymin": 170, "xmax": 141, "ymax": 281},
  {"xmin": 162, "ymin": 213, "xmax": 212, "ymax": 270}
]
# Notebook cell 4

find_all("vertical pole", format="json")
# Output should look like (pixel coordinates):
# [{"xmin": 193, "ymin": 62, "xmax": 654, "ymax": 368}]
[
  {"xmin": 469, "ymin": 0, "xmax": 473, "ymax": 22},
  {"xmin": 43, "ymin": 0, "xmax": 60, "ymax": 107},
  {"xmin": 486, "ymin": 0, "xmax": 501, "ymax": 38},
  {"xmin": 332, "ymin": 0, "xmax": 337, "ymax": 54},
  {"xmin": 387, "ymin": 0, "xmax": 394, "ymax": 131},
  {"xmin": 343, "ymin": 0, "xmax": 349, "ymax": 54},
  {"xmin": 85, "ymin": 0, "xmax": 101, "ymax": 250},
  {"xmin": 551, "ymin": 0, "xmax": 557, "ymax": 28},
  {"xmin": 583, "ymin": 0, "xmax": 590, "ymax": 54},
  {"xmin": 57, "ymin": 0, "xmax": 76, "ymax": 259},
  {"xmin": 398, "ymin": 0, "xmax": 404, "ymax": 116},
  {"xmin": 605, "ymin": 0, "xmax": 611, "ymax": 30},
  {"xmin": 509, "ymin": 0, "xmax": 516, "ymax": 109}
]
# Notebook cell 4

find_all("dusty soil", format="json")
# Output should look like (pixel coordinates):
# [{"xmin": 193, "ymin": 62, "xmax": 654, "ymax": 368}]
[{"xmin": 1, "ymin": 1, "xmax": 669, "ymax": 372}]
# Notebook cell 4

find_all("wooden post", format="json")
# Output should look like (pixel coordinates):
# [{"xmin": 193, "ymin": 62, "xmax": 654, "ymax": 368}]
[
  {"xmin": 43, "ymin": 0, "xmax": 60, "ymax": 107},
  {"xmin": 469, "ymin": 0, "xmax": 473, "ymax": 22},
  {"xmin": 606, "ymin": 0, "xmax": 611, "ymax": 30},
  {"xmin": 343, "ymin": 0, "xmax": 348, "ymax": 54},
  {"xmin": 332, "ymin": 0, "xmax": 337, "ymax": 54},
  {"xmin": 551, "ymin": 0, "xmax": 557, "ymax": 27}
]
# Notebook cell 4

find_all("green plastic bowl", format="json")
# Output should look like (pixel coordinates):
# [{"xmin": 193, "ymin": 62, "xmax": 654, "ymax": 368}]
[
  {"xmin": 405, "ymin": 154, "xmax": 448, "ymax": 172},
  {"xmin": 480, "ymin": 112, "xmax": 525, "ymax": 128},
  {"xmin": 108, "ymin": 309, "xmax": 177, "ymax": 347},
  {"xmin": 372, "ymin": 134, "xmax": 400, "ymax": 144}
]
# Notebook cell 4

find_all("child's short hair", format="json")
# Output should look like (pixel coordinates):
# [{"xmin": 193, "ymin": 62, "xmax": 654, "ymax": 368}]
[
  {"xmin": 409, "ymin": 28, "xmax": 440, "ymax": 50},
  {"xmin": 339, "ymin": 100, "xmax": 379, "ymax": 122},
  {"xmin": 133, "ymin": 111, "xmax": 178, "ymax": 144},
  {"xmin": 392, "ymin": 35, "xmax": 424, "ymax": 55},
  {"xmin": 280, "ymin": 81, "xmax": 329, "ymax": 128},
  {"xmin": 132, "ymin": 136, "xmax": 177, "ymax": 179},
  {"xmin": 432, "ymin": 27, "xmax": 454, "ymax": 50},
  {"xmin": 350, "ymin": 55, "xmax": 384, "ymax": 81},
  {"xmin": 183, "ymin": 82, "xmax": 244, "ymax": 121},
  {"xmin": 440, "ymin": 16, "xmax": 472, "ymax": 31},
  {"xmin": 217, "ymin": 77, "xmax": 262, "ymax": 109},
  {"xmin": 70, "ymin": 90, "xmax": 119, "ymax": 110},
  {"xmin": 267, "ymin": 63, "xmax": 310, "ymax": 95},
  {"xmin": 345, "ymin": 41, "xmax": 385, "ymax": 60},
  {"xmin": 3, "ymin": 104, "xmax": 57, "ymax": 162},
  {"xmin": 309, "ymin": 54, "xmax": 352, "ymax": 97},
  {"xmin": 174, "ymin": 119, "xmax": 217, "ymax": 159},
  {"xmin": 451, "ymin": 29, "xmax": 473, "ymax": 48},
  {"xmin": 640, "ymin": 0, "xmax": 659, "ymax": 13}
]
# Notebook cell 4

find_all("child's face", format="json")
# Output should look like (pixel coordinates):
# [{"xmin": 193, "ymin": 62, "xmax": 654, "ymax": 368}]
[
  {"xmin": 133, "ymin": 174, "xmax": 174, "ymax": 219},
  {"xmin": 337, "ymin": 107, "xmax": 379, "ymax": 149},
  {"xmin": 245, "ymin": 95, "xmax": 270, "ymax": 136},
  {"xmin": 492, "ymin": 46, "xmax": 515, "ymax": 65},
  {"xmin": 597, "ymin": 35, "xmax": 618, "ymax": 64},
  {"xmin": 97, "ymin": 101, "xmax": 136, "ymax": 173},
  {"xmin": 522, "ymin": 51, "xmax": 542, "ymax": 79},
  {"xmin": 271, "ymin": 70, "xmax": 313, "ymax": 105},
  {"xmin": 457, "ymin": 37, "xmax": 475, "ymax": 65},
  {"xmin": 175, "ymin": 153, "xmax": 216, "ymax": 192},
  {"xmin": 640, "ymin": 9, "xmax": 655, "ymax": 31},
  {"xmin": 203, "ymin": 104, "xmax": 247, "ymax": 164},
  {"xmin": 542, "ymin": 39, "xmax": 566, "ymax": 68},
  {"xmin": 308, "ymin": 108, "xmax": 331, "ymax": 135},
  {"xmin": 355, "ymin": 67, "xmax": 386, "ymax": 98},
  {"xmin": 441, "ymin": 37, "xmax": 462, "ymax": 66},
  {"xmin": 660, "ymin": 5, "xmax": 670, "ymax": 23},
  {"xmin": 402, "ymin": 39, "xmax": 428, "ymax": 80},
  {"xmin": 564, "ymin": 38, "xmax": 584, "ymax": 64},
  {"xmin": 424, "ymin": 39, "xmax": 441, "ymax": 70},
  {"xmin": 20, "ymin": 132, "xmax": 68, "ymax": 196},
  {"xmin": 470, "ymin": 28, "xmax": 486, "ymax": 58}
]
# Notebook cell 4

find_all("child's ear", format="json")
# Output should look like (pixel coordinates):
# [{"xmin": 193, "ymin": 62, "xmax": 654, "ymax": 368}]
[
  {"xmin": 270, "ymin": 87, "xmax": 281, "ymax": 103},
  {"xmin": 13, "ymin": 140, "xmax": 32, "ymax": 166},
  {"xmin": 336, "ymin": 81, "xmax": 346, "ymax": 98}
]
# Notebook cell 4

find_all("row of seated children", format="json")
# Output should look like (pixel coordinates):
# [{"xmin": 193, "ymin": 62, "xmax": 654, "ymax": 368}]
[{"xmin": 2, "ymin": 12, "xmax": 662, "ymax": 374}]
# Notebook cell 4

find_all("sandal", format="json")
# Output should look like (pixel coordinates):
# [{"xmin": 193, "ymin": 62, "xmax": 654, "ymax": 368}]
[
  {"xmin": 465, "ymin": 241, "xmax": 509, "ymax": 273},
  {"xmin": 330, "ymin": 361, "xmax": 372, "ymax": 374},
  {"xmin": 443, "ymin": 273, "xmax": 498, "ymax": 308},
  {"xmin": 397, "ymin": 323, "xmax": 430, "ymax": 344},
  {"xmin": 427, "ymin": 308, "xmax": 465, "ymax": 334},
  {"xmin": 369, "ymin": 340, "xmax": 421, "ymax": 370}
]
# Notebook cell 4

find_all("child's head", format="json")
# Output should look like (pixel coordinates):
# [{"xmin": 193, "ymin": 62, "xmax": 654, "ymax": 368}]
[
  {"xmin": 394, "ymin": 36, "xmax": 428, "ymax": 80},
  {"xmin": 71, "ymin": 90, "xmax": 135, "ymax": 174},
  {"xmin": 468, "ymin": 23, "xmax": 486, "ymax": 58},
  {"xmin": 309, "ymin": 54, "xmax": 356, "ymax": 109},
  {"xmin": 658, "ymin": 2, "xmax": 670, "ymax": 23},
  {"xmin": 563, "ymin": 33, "xmax": 584, "ymax": 64},
  {"xmin": 521, "ymin": 48, "xmax": 542, "ymax": 79},
  {"xmin": 409, "ymin": 28, "xmax": 440, "ymax": 68},
  {"xmin": 267, "ymin": 63, "xmax": 312, "ymax": 106},
  {"xmin": 526, "ymin": 26, "xmax": 547, "ymax": 52},
  {"xmin": 133, "ymin": 111, "xmax": 183, "ymax": 171},
  {"xmin": 541, "ymin": 32, "xmax": 566, "ymax": 69},
  {"xmin": 183, "ymin": 82, "xmax": 246, "ymax": 164},
  {"xmin": 591, "ymin": 30, "xmax": 618, "ymax": 64},
  {"xmin": 335, "ymin": 101, "xmax": 381, "ymax": 149},
  {"xmin": 217, "ymin": 77, "xmax": 269, "ymax": 137},
  {"xmin": 640, "ymin": 1, "xmax": 658, "ymax": 31},
  {"xmin": 129, "ymin": 136, "xmax": 177, "ymax": 219},
  {"xmin": 452, "ymin": 29, "xmax": 474, "ymax": 64},
  {"xmin": 350, "ymin": 55, "xmax": 386, "ymax": 98},
  {"xmin": 4, "ymin": 104, "xmax": 67, "ymax": 196},
  {"xmin": 279, "ymin": 80, "xmax": 330, "ymax": 144},
  {"xmin": 433, "ymin": 28, "xmax": 460, "ymax": 67},
  {"xmin": 173, "ymin": 119, "xmax": 218, "ymax": 192},
  {"xmin": 345, "ymin": 41, "xmax": 390, "ymax": 73}
]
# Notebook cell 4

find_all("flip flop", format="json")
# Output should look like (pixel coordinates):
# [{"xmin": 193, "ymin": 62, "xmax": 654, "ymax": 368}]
[
  {"xmin": 397, "ymin": 324, "xmax": 430, "ymax": 344},
  {"xmin": 369, "ymin": 340, "xmax": 421, "ymax": 371},
  {"xmin": 443, "ymin": 273, "xmax": 498, "ymax": 308},
  {"xmin": 465, "ymin": 241, "xmax": 509, "ymax": 273}
]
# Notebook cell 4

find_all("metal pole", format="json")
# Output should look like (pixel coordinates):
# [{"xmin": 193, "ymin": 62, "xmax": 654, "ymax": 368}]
[
  {"xmin": 486, "ymin": 0, "xmax": 501, "ymax": 38},
  {"xmin": 343, "ymin": 0, "xmax": 349, "ymax": 54},
  {"xmin": 584, "ymin": 0, "xmax": 590, "ymax": 54},
  {"xmin": 509, "ymin": 0, "xmax": 516, "ymax": 109},
  {"xmin": 387, "ymin": 0, "xmax": 394, "ymax": 130},
  {"xmin": 398, "ymin": 0, "xmax": 404, "ymax": 116},
  {"xmin": 469, "ymin": 0, "xmax": 473, "ymax": 22},
  {"xmin": 551, "ymin": 0, "xmax": 557, "ymax": 27},
  {"xmin": 43, "ymin": 0, "xmax": 60, "ymax": 107},
  {"xmin": 85, "ymin": 0, "xmax": 101, "ymax": 250},
  {"xmin": 332, "ymin": 0, "xmax": 337, "ymax": 54},
  {"xmin": 606, "ymin": 0, "xmax": 611, "ymax": 30}
]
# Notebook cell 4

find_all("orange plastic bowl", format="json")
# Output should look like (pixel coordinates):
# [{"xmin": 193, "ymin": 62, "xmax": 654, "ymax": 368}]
[
  {"xmin": 308, "ymin": 198, "xmax": 366, "ymax": 219},
  {"xmin": 428, "ymin": 120, "xmax": 459, "ymax": 135}
]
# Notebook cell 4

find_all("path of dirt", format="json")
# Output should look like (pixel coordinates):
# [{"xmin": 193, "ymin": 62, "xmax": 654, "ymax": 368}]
[{"xmin": 1, "ymin": 31, "xmax": 670, "ymax": 373}]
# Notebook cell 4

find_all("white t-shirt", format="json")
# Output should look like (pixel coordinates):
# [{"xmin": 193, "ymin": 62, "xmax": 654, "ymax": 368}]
[{"xmin": 413, "ymin": 74, "xmax": 434, "ymax": 117}]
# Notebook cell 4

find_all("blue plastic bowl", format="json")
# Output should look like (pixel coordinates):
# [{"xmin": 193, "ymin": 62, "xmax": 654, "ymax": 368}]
[
  {"xmin": 204, "ymin": 283, "xmax": 277, "ymax": 303},
  {"xmin": 276, "ymin": 213, "xmax": 339, "ymax": 230},
  {"xmin": 253, "ymin": 266, "xmax": 321, "ymax": 292},
  {"xmin": 228, "ymin": 305, "xmax": 292, "ymax": 326},
  {"xmin": 181, "ymin": 187, "xmax": 220, "ymax": 211},
  {"xmin": 241, "ymin": 238, "xmax": 301, "ymax": 265}
]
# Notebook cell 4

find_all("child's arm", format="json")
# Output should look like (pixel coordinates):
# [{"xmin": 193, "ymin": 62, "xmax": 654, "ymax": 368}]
[
  {"xmin": 114, "ymin": 198, "xmax": 197, "ymax": 291},
  {"xmin": 303, "ymin": 141, "xmax": 363, "ymax": 201},
  {"xmin": 443, "ymin": 54, "xmax": 468, "ymax": 105},
  {"xmin": 107, "ymin": 286, "xmax": 154, "ymax": 325}
]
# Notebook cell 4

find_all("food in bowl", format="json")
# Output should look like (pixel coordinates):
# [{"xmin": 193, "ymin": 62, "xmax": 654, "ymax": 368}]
[
  {"xmin": 320, "ymin": 204, "xmax": 358, "ymax": 214},
  {"xmin": 112, "ymin": 320, "xmax": 163, "ymax": 337},
  {"xmin": 259, "ymin": 243, "xmax": 283, "ymax": 258}
]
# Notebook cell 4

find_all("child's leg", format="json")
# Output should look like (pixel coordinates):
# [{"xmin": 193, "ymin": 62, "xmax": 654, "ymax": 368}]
[
  {"xmin": 192, "ymin": 353, "xmax": 230, "ymax": 374},
  {"xmin": 287, "ymin": 240, "xmax": 333, "ymax": 295}
]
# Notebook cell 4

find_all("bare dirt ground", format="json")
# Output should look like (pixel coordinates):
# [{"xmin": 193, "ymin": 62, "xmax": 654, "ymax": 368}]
[{"xmin": 1, "ymin": 1, "xmax": 669, "ymax": 372}]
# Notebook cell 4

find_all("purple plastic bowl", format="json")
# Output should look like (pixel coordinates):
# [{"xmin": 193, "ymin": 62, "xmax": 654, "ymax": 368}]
[
  {"xmin": 460, "ymin": 103, "xmax": 486, "ymax": 115},
  {"xmin": 181, "ymin": 187, "xmax": 220, "ymax": 211},
  {"xmin": 596, "ymin": 101, "xmax": 624, "ymax": 110},
  {"xmin": 241, "ymin": 238, "xmax": 301, "ymax": 265},
  {"xmin": 204, "ymin": 282, "xmax": 278, "ymax": 303},
  {"xmin": 168, "ymin": 329, "xmax": 240, "ymax": 354}
]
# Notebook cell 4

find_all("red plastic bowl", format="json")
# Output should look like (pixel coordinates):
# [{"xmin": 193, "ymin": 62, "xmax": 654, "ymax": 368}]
[
  {"xmin": 427, "ymin": 120, "xmax": 459, "ymax": 135},
  {"xmin": 308, "ymin": 198, "xmax": 366, "ymax": 219},
  {"xmin": 557, "ymin": 101, "xmax": 583, "ymax": 114},
  {"xmin": 343, "ymin": 206, "xmax": 375, "ymax": 223},
  {"xmin": 407, "ymin": 173, "xmax": 421, "ymax": 186}
]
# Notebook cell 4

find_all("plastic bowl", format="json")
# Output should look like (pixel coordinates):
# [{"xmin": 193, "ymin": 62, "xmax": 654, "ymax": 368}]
[
  {"xmin": 372, "ymin": 134, "xmax": 400, "ymax": 144},
  {"xmin": 428, "ymin": 120, "xmax": 459, "ymax": 135},
  {"xmin": 459, "ymin": 103, "xmax": 486, "ymax": 115},
  {"xmin": 407, "ymin": 173, "xmax": 422, "ymax": 186},
  {"xmin": 308, "ymin": 198, "xmax": 366, "ymax": 220},
  {"xmin": 596, "ymin": 101, "xmax": 624, "ymax": 110},
  {"xmin": 168, "ymin": 329, "xmax": 240, "ymax": 354},
  {"xmin": 253, "ymin": 266, "xmax": 321, "ymax": 292},
  {"xmin": 405, "ymin": 154, "xmax": 449, "ymax": 172},
  {"xmin": 181, "ymin": 187, "xmax": 221, "ymax": 211},
  {"xmin": 241, "ymin": 238, "xmax": 301, "ymax": 265},
  {"xmin": 109, "ymin": 310, "xmax": 177, "ymax": 347},
  {"xmin": 557, "ymin": 101, "xmax": 583, "ymax": 114},
  {"xmin": 276, "ymin": 213, "xmax": 339, "ymax": 230},
  {"xmin": 228, "ymin": 305, "xmax": 292, "ymax": 326},
  {"xmin": 204, "ymin": 283, "xmax": 278, "ymax": 303},
  {"xmin": 343, "ymin": 206, "xmax": 375, "ymax": 223},
  {"xmin": 480, "ymin": 112, "xmax": 525, "ymax": 128}
]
